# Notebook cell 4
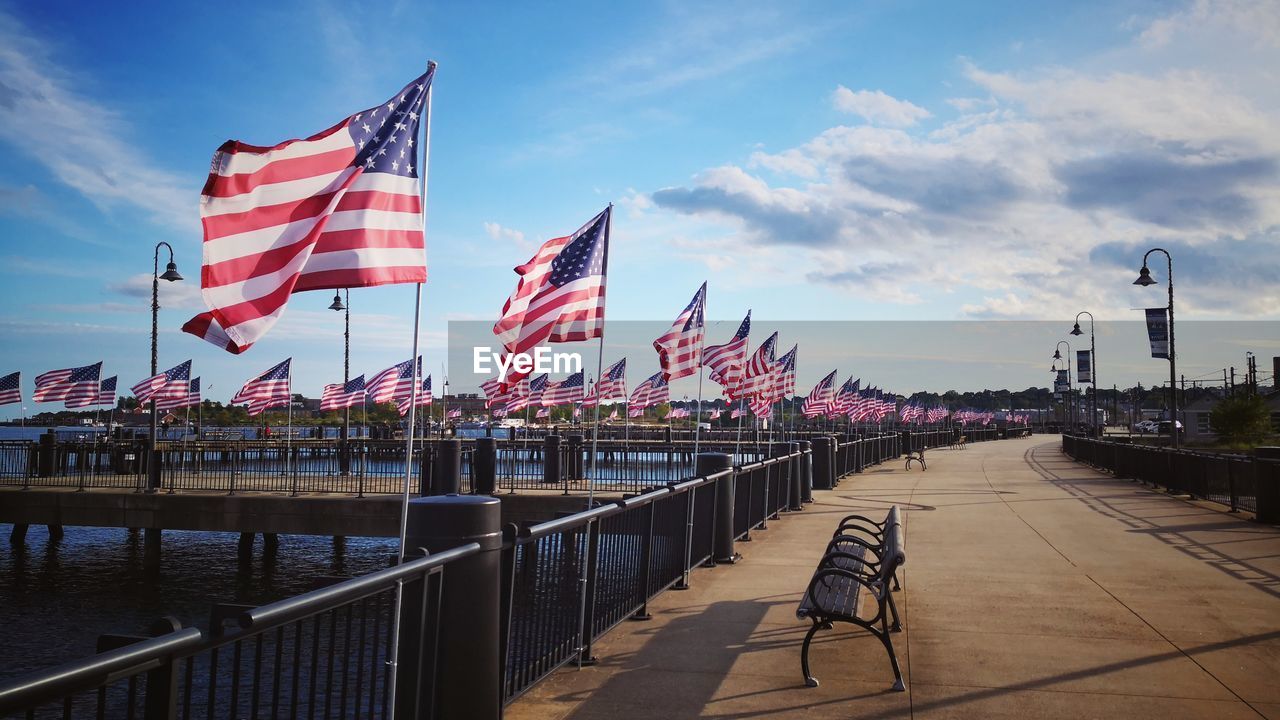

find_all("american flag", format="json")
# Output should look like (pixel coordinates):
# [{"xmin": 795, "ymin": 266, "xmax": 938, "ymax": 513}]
[
  {"xmin": 183, "ymin": 68, "xmax": 434, "ymax": 355},
  {"xmin": 0, "ymin": 372, "xmax": 21, "ymax": 406},
  {"xmin": 166, "ymin": 376, "xmax": 202, "ymax": 410},
  {"xmin": 132, "ymin": 360, "xmax": 192, "ymax": 407},
  {"xmin": 232, "ymin": 359, "xmax": 291, "ymax": 416},
  {"xmin": 628, "ymin": 406, "xmax": 645, "ymax": 418},
  {"xmin": 535, "ymin": 407, "xmax": 549, "ymax": 419},
  {"xmin": 730, "ymin": 402, "xmax": 747, "ymax": 419},
  {"xmin": 749, "ymin": 392, "xmax": 773, "ymax": 418},
  {"xmin": 541, "ymin": 371, "xmax": 584, "ymax": 406},
  {"xmin": 493, "ymin": 206, "xmax": 611, "ymax": 368},
  {"xmin": 831, "ymin": 377, "xmax": 859, "ymax": 417},
  {"xmin": 157, "ymin": 373, "xmax": 201, "ymax": 411},
  {"xmin": 91, "ymin": 376, "xmax": 118, "ymax": 408},
  {"xmin": 480, "ymin": 376, "xmax": 513, "ymax": 408},
  {"xmin": 397, "ymin": 375, "xmax": 432, "ymax": 416},
  {"xmin": 447, "ymin": 407, "xmax": 462, "ymax": 419},
  {"xmin": 581, "ymin": 358, "xmax": 626, "ymax": 406},
  {"xmin": 737, "ymin": 332, "xmax": 777, "ymax": 399},
  {"xmin": 628, "ymin": 372, "xmax": 669, "ymax": 408},
  {"xmin": 709, "ymin": 408, "xmax": 721, "ymax": 420},
  {"xmin": 608, "ymin": 408, "xmax": 619, "ymax": 420},
  {"xmin": 802, "ymin": 370, "xmax": 837, "ymax": 417},
  {"xmin": 667, "ymin": 407, "xmax": 689, "ymax": 419},
  {"xmin": 771, "ymin": 345, "xmax": 798, "ymax": 402},
  {"xmin": 34, "ymin": 362, "xmax": 101, "ymax": 406},
  {"xmin": 703, "ymin": 311, "xmax": 750, "ymax": 397},
  {"xmin": 926, "ymin": 405, "xmax": 948, "ymax": 423},
  {"xmin": 506, "ymin": 374, "xmax": 548, "ymax": 413},
  {"xmin": 492, "ymin": 407, "xmax": 509, "ymax": 418},
  {"xmin": 321, "ymin": 374, "xmax": 366, "ymax": 411},
  {"xmin": 653, "ymin": 282, "xmax": 706, "ymax": 382},
  {"xmin": 366, "ymin": 357, "xmax": 419, "ymax": 405}
]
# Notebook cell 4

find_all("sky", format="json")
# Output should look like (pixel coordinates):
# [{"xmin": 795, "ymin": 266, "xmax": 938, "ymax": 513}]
[{"xmin": 0, "ymin": 0, "xmax": 1278, "ymax": 416}]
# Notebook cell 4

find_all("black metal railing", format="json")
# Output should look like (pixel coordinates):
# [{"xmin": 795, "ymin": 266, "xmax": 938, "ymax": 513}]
[{"xmin": 1062, "ymin": 435, "xmax": 1277, "ymax": 517}]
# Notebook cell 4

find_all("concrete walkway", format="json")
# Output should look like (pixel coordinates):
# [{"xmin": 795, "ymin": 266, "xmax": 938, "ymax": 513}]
[{"xmin": 506, "ymin": 436, "xmax": 1280, "ymax": 719}]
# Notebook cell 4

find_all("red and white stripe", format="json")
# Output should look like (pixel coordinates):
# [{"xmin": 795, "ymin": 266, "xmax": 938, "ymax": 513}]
[
  {"xmin": 492, "ymin": 207, "xmax": 610, "ymax": 382},
  {"xmin": 653, "ymin": 282, "xmax": 705, "ymax": 382},
  {"xmin": 802, "ymin": 370, "xmax": 837, "ymax": 417},
  {"xmin": 184, "ymin": 73, "xmax": 432, "ymax": 354},
  {"xmin": 703, "ymin": 311, "xmax": 749, "ymax": 397}
]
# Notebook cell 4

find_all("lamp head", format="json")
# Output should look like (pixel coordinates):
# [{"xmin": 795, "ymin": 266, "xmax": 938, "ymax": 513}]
[
  {"xmin": 1133, "ymin": 266, "xmax": 1156, "ymax": 286},
  {"xmin": 1053, "ymin": 349, "xmax": 1062, "ymax": 360},
  {"xmin": 159, "ymin": 262, "xmax": 183, "ymax": 282},
  {"xmin": 1070, "ymin": 322, "xmax": 1082, "ymax": 336},
  {"xmin": 328, "ymin": 292, "xmax": 345, "ymax": 312}
]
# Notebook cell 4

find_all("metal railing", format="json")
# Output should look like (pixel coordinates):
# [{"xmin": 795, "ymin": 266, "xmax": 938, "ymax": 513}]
[{"xmin": 1062, "ymin": 435, "xmax": 1277, "ymax": 517}]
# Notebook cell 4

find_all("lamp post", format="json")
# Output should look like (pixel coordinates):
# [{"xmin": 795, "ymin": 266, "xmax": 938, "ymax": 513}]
[
  {"xmin": 1054, "ymin": 341, "xmax": 1074, "ymax": 430},
  {"xmin": 148, "ymin": 242, "xmax": 182, "ymax": 491},
  {"xmin": 1134, "ymin": 249, "xmax": 1178, "ymax": 448},
  {"xmin": 329, "ymin": 289, "xmax": 350, "ymax": 471},
  {"xmin": 441, "ymin": 376, "xmax": 450, "ymax": 439},
  {"xmin": 1070, "ymin": 311, "xmax": 1097, "ymax": 435}
]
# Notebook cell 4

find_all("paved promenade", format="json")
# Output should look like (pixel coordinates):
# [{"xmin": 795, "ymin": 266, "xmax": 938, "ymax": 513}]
[{"xmin": 507, "ymin": 436, "xmax": 1280, "ymax": 719}]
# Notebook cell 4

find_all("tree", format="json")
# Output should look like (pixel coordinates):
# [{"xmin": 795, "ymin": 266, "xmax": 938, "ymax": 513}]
[{"xmin": 1209, "ymin": 394, "xmax": 1272, "ymax": 448}]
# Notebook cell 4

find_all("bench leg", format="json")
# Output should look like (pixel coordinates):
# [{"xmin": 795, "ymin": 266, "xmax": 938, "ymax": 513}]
[
  {"xmin": 886, "ymin": 592, "xmax": 902, "ymax": 632},
  {"xmin": 873, "ymin": 626, "xmax": 906, "ymax": 692},
  {"xmin": 801, "ymin": 620, "xmax": 822, "ymax": 688}
]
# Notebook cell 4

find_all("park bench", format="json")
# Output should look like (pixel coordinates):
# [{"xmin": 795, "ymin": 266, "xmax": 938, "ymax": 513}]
[
  {"xmin": 904, "ymin": 447, "xmax": 926, "ymax": 470},
  {"xmin": 949, "ymin": 434, "xmax": 967, "ymax": 449},
  {"xmin": 796, "ymin": 506, "xmax": 906, "ymax": 691}
]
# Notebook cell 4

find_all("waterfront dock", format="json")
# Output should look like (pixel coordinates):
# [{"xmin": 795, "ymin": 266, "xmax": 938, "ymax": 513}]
[{"xmin": 507, "ymin": 436, "xmax": 1280, "ymax": 719}]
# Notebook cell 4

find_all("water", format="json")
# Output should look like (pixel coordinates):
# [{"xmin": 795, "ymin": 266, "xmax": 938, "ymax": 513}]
[{"xmin": 0, "ymin": 523, "xmax": 397, "ymax": 683}]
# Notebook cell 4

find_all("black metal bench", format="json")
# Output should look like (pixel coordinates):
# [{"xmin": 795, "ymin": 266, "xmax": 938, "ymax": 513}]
[
  {"xmin": 796, "ymin": 506, "xmax": 906, "ymax": 691},
  {"xmin": 904, "ymin": 447, "xmax": 926, "ymax": 470}
]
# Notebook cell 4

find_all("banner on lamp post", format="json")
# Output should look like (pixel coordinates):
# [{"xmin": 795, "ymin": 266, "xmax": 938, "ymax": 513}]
[
  {"xmin": 1054, "ymin": 369, "xmax": 1070, "ymax": 395},
  {"xmin": 1145, "ymin": 308, "xmax": 1170, "ymax": 359},
  {"xmin": 1076, "ymin": 350, "xmax": 1092, "ymax": 384}
]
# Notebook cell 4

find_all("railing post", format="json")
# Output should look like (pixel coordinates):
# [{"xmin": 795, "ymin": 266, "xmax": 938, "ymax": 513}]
[
  {"xmin": 401, "ymin": 495, "xmax": 503, "ymax": 720},
  {"xmin": 1255, "ymin": 449, "xmax": 1280, "ymax": 524},
  {"xmin": 542, "ymin": 435, "xmax": 561, "ymax": 485},
  {"xmin": 38, "ymin": 431, "xmax": 55, "ymax": 478},
  {"xmin": 432, "ymin": 439, "xmax": 461, "ymax": 495},
  {"xmin": 788, "ymin": 442, "xmax": 804, "ymax": 510},
  {"xmin": 565, "ymin": 434, "xmax": 584, "ymax": 481},
  {"xmin": 475, "ymin": 437, "xmax": 497, "ymax": 495},
  {"xmin": 142, "ymin": 617, "xmax": 182, "ymax": 720},
  {"xmin": 811, "ymin": 437, "xmax": 833, "ymax": 490},
  {"xmin": 578, "ymin": 519, "xmax": 601, "ymax": 665},
  {"xmin": 798, "ymin": 440, "xmax": 813, "ymax": 504},
  {"xmin": 702, "ymin": 453, "xmax": 737, "ymax": 564}
]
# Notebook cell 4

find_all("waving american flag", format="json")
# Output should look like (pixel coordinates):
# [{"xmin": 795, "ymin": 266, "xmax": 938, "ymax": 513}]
[
  {"xmin": 703, "ymin": 311, "xmax": 750, "ymax": 396},
  {"xmin": 737, "ymin": 332, "xmax": 777, "ymax": 399},
  {"xmin": 493, "ymin": 207, "xmax": 610, "ymax": 368},
  {"xmin": 184, "ymin": 67, "xmax": 434, "ymax": 354},
  {"xmin": 232, "ymin": 359, "xmax": 292, "ymax": 416},
  {"xmin": 397, "ymin": 375, "xmax": 432, "ymax": 416},
  {"xmin": 581, "ymin": 358, "xmax": 626, "ymax": 406},
  {"xmin": 321, "ymin": 375, "xmax": 366, "ymax": 411},
  {"xmin": 0, "ymin": 372, "xmax": 21, "ymax": 406},
  {"xmin": 132, "ymin": 360, "xmax": 192, "ymax": 407},
  {"xmin": 35, "ymin": 362, "xmax": 101, "ymax": 407},
  {"xmin": 629, "ymin": 372, "xmax": 669, "ymax": 409},
  {"xmin": 653, "ymin": 282, "xmax": 706, "ymax": 382},
  {"xmin": 92, "ymin": 376, "xmax": 119, "ymax": 408},
  {"xmin": 541, "ymin": 371, "xmax": 584, "ymax": 406},
  {"xmin": 802, "ymin": 370, "xmax": 837, "ymax": 418}
]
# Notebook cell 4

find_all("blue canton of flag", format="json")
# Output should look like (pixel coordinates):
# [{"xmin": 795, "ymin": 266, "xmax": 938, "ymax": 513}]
[
  {"xmin": 348, "ymin": 73, "xmax": 429, "ymax": 178},
  {"xmin": 0, "ymin": 371, "xmax": 20, "ymax": 406}
]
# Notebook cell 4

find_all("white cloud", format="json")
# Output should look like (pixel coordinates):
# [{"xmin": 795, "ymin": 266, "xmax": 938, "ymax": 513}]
[
  {"xmin": 108, "ymin": 274, "xmax": 207, "ymax": 311},
  {"xmin": 0, "ymin": 9, "xmax": 195, "ymax": 232},
  {"xmin": 832, "ymin": 86, "xmax": 932, "ymax": 127},
  {"xmin": 644, "ymin": 1, "xmax": 1280, "ymax": 319},
  {"xmin": 483, "ymin": 221, "xmax": 525, "ymax": 245}
]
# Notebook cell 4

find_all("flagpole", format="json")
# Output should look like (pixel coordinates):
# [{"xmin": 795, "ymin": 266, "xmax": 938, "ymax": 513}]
[{"xmin": 389, "ymin": 62, "xmax": 434, "ymax": 712}]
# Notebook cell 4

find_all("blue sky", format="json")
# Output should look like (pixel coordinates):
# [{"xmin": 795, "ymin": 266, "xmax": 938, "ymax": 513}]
[{"xmin": 1, "ymin": 0, "xmax": 1277, "ymax": 416}]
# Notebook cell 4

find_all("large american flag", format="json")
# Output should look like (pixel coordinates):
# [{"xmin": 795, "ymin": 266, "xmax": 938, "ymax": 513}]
[
  {"xmin": 831, "ymin": 377, "xmax": 859, "ymax": 417},
  {"xmin": 91, "ymin": 376, "xmax": 118, "ymax": 408},
  {"xmin": 771, "ymin": 345, "xmax": 798, "ymax": 401},
  {"xmin": 0, "ymin": 372, "xmax": 21, "ymax": 406},
  {"xmin": 653, "ymin": 282, "xmax": 706, "ymax": 382},
  {"xmin": 366, "ymin": 357, "xmax": 419, "ymax": 405},
  {"xmin": 628, "ymin": 372, "xmax": 669, "ymax": 408},
  {"xmin": 397, "ymin": 375, "xmax": 432, "ymax": 416},
  {"xmin": 321, "ymin": 374, "xmax": 366, "ymax": 411},
  {"xmin": 232, "ymin": 359, "xmax": 291, "ymax": 416},
  {"xmin": 132, "ymin": 360, "xmax": 192, "ymax": 407},
  {"xmin": 34, "ymin": 362, "xmax": 101, "ymax": 406},
  {"xmin": 802, "ymin": 370, "xmax": 837, "ymax": 417},
  {"xmin": 183, "ymin": 68, "xmax": 435, "ymax": 354},
  {"xmin": 159, "ymin": 376, "xmax": 201, "ymax": 411},
  {"xmin": 542, "ymin": 371, "xmax": 584, "ymax": 406},
  {"xmin": 493, "ymin": 206, "xmax": 611, "ymax": 369},
  {"xmin": 581, "ymin": 358, "xmax": 626, "ymax": 406},
  {"xmin": 703, "ymin": 311, "xmax": 749, "ymax": 397}
]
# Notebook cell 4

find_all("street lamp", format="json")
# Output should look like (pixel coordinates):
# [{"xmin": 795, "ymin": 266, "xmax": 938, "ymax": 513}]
[
  {"xmin": 149, "ymin": 242, "xmax": 182, "ymax": 491},
  {"xmin": 1070, "ymin": 311, "xmax": 1097, "ymax": 436},
  {"xmin": 329, "ymin": 289, "xmax": 351, "ymax": 470},
  {"xmin": 1134, "ymin": 248, "xmax": 1178, "ymax": 448},
  {"xmin": 1055, "ymin": 341, "xmax": 1074, "ymax": 430}
]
